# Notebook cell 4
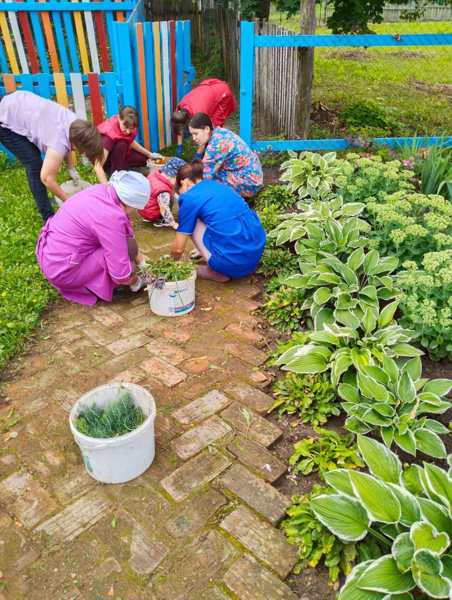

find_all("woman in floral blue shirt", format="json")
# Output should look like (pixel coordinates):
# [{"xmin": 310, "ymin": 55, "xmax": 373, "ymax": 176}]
[{"xmin": 188, "ymin": 112, "xmax": 263, "ymax": 198}]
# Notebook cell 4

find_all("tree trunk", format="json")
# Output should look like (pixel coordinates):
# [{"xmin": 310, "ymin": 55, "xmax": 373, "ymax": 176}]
[{"xmin": 296, "ymin": 0, "xmax": 316, "ymax": 137}]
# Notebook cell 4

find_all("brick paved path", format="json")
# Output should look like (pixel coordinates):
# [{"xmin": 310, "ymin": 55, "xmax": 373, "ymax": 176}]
[{"xmin": 0, "ymin": 227, "xmax": 297, "ymax": 600}]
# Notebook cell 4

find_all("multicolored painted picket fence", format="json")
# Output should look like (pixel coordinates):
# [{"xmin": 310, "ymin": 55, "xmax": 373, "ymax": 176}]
[{"xmin": 0, "ymin": 0, "xmax": 194, "ymax": 152}]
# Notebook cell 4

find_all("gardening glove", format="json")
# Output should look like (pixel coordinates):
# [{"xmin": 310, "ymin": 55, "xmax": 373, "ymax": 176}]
[
  {"xmin": 68, "ymin": 167, "xmax": 81, "ymax": 185},
  {"xmin": 176, "ymin": 144, "xmax": 183, "ymax": 158},
  {"xmin": 129, "ymin": 275, "xmax": 145, "ymax": 293}
]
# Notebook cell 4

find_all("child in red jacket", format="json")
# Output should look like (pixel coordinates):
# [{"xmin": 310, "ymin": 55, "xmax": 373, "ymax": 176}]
[
  {"xmin": 171, "ymin": 79, "xmax": 237, "ymax": 157},
  {"xmin": 97, "ymin": 106, "xmax": 152, "ymax": 180},
  {"xmin": 138, "ymin": 157, "xmax": 186, "ymax": 228}
]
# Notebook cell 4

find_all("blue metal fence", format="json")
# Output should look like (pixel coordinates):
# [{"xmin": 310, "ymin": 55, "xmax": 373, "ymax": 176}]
[{"xmin": 239, "ymin": 21, "xmax": 452, "ymax": 151}]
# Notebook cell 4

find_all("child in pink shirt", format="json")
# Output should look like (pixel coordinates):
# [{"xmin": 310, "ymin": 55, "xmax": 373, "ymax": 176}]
[{"xmin": 96, "ymin": 106, "xmax": 152, "ymax": 180}]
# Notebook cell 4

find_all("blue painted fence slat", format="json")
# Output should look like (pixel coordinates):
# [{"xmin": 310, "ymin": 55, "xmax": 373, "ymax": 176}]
[
  {"xmin": 1, "ymin": 2, "xmax": 136, "ymax": 12},
  {"xmin": 63, "ymin": 11, "xmax": 80, "ymax": 72},
  {"xmin": 103, "ymin": 72, "xmax": 118, "ymax": 117},
  {"xmin": 253, "ymin": 136, "xmax": 452, "ymax": 152},
  {"xmin": 113, "ymin": 22, "xmax": 136, "ymax": 108},
  {"xmin": 0, "ymin": 34, "xmax": 9, "ymax": 72},
  {"xmin": 144, "ymin": 21, "xmax": 159, "ymax": 152},
  {"xmin": 29, "ymin": 10, "xmax": 49, "ymax": 72},
  {"xmin": 52, "ymin": 11, "xmax": 71, "ymax": 76},
  {"xmin": 254, "ymin": 32, "xmax": 452, "ymax": 48},
  {"xmin": 240, "ymin": 21, "xmax": 255, "ymax": 149},
  {"xmin": 175, "ymin": 20, "xmax": 184, "ymax": 103}
]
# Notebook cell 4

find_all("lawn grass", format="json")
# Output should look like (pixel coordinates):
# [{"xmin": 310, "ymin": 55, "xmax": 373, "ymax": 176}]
[
  {"xmin": 0, "ymin": 159, "xmax": 96, "ymax": 372},
  {"xmin": 268, "ymin": 14, "xmax": 452, "ymax": 137}
]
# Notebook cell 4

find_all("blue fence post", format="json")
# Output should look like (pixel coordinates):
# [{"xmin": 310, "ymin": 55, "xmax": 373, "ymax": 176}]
[
  {"xmin": 113, "ymin": 22, "xmax": 137, "ymax": 109},
  {"xmin": 182, "ymin": 21, "xmax": 195, "ymax": 94},
  {"xmin": 240, "ymin": 21, "xmax": 255, "ymax": 149}
]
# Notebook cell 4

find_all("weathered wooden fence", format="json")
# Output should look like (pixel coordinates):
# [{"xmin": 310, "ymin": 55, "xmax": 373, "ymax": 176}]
[{"xmin": 0, "ymin": 0, "xmax": 194, "ymax": 153}]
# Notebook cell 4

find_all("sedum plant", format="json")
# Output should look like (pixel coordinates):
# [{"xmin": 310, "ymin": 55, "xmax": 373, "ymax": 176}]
[
  {"xmin": 339, "ymin": 356, "xmax": 451, "ymax": 458},
  {"xmin": 254, "ymin": 183, "xmax": 297, "ymax": 211},
  {"xmin": 289, "ymin": 427, "xmax": 363, "ymax": 476},
  {"xmin": 311, "ymin": 436, "xmax": 452, "ymax": 599},
  {"xmin": 280, "ymin": 151, "xmax": 352, "ymax": 201},
  {"xmin": 275, "ymin": 304, "xmax": 421, "ymax": 386},
  {"xmin": 337, "ymin": 153, "xmax": 416, "ymax": 205},
  {"xmin": 366, "ymin": 191, "xmax": 452, "ymax": 266},
  {"xmin": 270, "ymin": 372, "xmax": 339, "ymax": 426},
  {"xmin": 398, "ymin": 251, "xmax": 452, "ymax": 361}
]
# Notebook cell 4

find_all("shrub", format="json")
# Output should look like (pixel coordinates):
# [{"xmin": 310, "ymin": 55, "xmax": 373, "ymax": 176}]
[
  {"xmin": 341, "ymin": 101, "xmax": 401, "ymax": 136},
  {"xmin": 398, "ymin": 251, "xmax": 452, "ymax": 360},
  {"xmin": 271, "ymin": 372, "xmax": 339, "ymax": 426}
]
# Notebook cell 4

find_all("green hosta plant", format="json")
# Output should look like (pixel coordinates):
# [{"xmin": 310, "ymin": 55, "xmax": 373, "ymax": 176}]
[
  {"xmin": 339, "ymin": 356, "xmax": 451, "ymax": 458},
  {"xmin": 275, "ymin": 305, "xmax": 421, "ymax": 386},
  {"xmin": 289, "ymin": 427, "xmax": 363, "ymax": 476},
  {"xmin": 270, "ymin": 372, "xmax": 339, "ymax": 426},
  {"xmin": 283, "ymin": 485, "xmax": 383, "ymax": 586},
  {"xmin": 311, "ymin": 435, "xmax": 452, "ymax": 599},
  {"xmin": 280, "ymin": 151, "xmax": 352, "ymax": 201},
  {"xmin": 284, "ymin": 248, "xmax": 400, "ymax": 331},
  {"xmin": 398, "ymin": 251, "xmax": 452, "ymax": 361},
  {"xmin": 268, "ymin": 195, "xmax": 370, "ymax": 259}
]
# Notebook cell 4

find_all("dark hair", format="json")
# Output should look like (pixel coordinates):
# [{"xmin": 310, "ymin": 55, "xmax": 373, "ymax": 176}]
[
  {"xmin": 188, "ymin": 112, "xmax": 213, "ymax": 131},
  {"xmin": 119, "ymin": 105, "xmax": 139, "ymax": 129},
  {"xmin": 175, "ymin": 160, "xmax": 204, "ymax": 192},
  {"xmin": 171, "ymin": 108, "xmax": 190, "ymax": 135},
  {"xmin": 69, "ymin": 119, "xmax": 104, "ymax": 164}
]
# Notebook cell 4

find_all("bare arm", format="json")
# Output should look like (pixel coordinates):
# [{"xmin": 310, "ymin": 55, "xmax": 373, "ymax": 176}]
[
  {"xmin": 94, "ymin": 148, "xmax": 109, "ymax": 184},
  {"xmin": 130, "ymin": 140, "xmax": 152, "ymax": 158},
  {"xmin": 40, "ymin": 149, "xmax": 68, "ymax": 202},
  {"xmin": 171, "ymin": 232, "xmax": 189, "ymax": 260}
]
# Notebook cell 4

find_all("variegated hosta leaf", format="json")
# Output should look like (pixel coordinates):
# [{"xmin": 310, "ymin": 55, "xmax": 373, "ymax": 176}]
[
  {"xmin": 349, "ymin": 471, "xmax": 401, "ymax": 523},
  {"xmin": 411, "ymin": 549, "xmax": 452, "ymax": 598},
  {"xmin": 410, "ymin": 521, "xmax": 450, "ymax": 555},
  {"xmin": 357, "ymin": 435, "xmax": 402, "ymax": 484},
  {"xmin": 418, "ymin": 498, "xmax": 452, "ymax": 538},
  {"xmin": 310, "ymin": 493, "xmax": 370, "ymax": 542},
  {"xmin": 414, "ymin": 429, "xmax": 447, "ymax": 459},
  {"xmin": 392, "ymin": 533, "xmax": 415, "ymax": 573},
  {"xmin": 423, "ymin": 464, "xmax": 452, "ymax": 513},
  {"xmin": 324, "ymin": 468, "xmax": 355, "ymax": 496},
  {"xmin": 338, "ymin": 561, "xmax": 387, "ymax": 600},
  {"xmin": 357, "ymin": 555, "xmax": 415, "ymax": 594}
]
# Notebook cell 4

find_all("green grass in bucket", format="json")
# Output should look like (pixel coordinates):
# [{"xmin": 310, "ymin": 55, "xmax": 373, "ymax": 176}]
[
  {"xmin": 140, "ymin": 257, "xmax": 194, "ymax": 282},
  {"xmin": 74, "ymin": 391, "xmax": 145, "ymax": 439}
]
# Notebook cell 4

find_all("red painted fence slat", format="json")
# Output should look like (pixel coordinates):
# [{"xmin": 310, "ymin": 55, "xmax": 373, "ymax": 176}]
[{"xmin": 88, "ymin": 73, "xmax": 104, "ymax": 125}]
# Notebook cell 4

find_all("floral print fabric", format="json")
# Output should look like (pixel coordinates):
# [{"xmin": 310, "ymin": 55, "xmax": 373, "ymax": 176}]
[{"xmin": 202, "ymin": 128, "xmax": 263, "ymax": 197}]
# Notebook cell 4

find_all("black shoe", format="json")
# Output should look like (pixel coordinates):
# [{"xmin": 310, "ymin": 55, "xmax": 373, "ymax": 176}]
[{"xmin": 153, "ymin": 218, "xmax": 172, "ymax": 228}]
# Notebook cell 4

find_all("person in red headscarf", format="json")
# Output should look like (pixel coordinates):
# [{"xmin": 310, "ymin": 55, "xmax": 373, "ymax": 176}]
[{"xmin": 171, "ymin": 79, "xmax": 237, "ymax": 157}]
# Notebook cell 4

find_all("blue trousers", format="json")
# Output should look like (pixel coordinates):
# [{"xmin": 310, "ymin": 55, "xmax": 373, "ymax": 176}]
[{"xmin": 0, "ymin": 126, "xmax": 54, "ymax": 221}]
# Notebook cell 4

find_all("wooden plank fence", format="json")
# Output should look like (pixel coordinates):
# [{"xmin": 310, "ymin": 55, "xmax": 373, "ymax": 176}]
[{"xmin": 0, "ymin": 0, "xmax": 194, "ymax": 153}]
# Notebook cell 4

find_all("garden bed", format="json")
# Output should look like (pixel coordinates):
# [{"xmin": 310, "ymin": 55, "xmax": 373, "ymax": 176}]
[{"xmin": 253, "ymin": 145, "xmax": 452, "ymax": 599}]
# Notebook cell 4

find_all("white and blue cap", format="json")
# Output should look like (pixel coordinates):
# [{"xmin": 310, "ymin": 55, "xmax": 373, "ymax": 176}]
[
  {"xmin": 161, "ymin": 157, "xmax": 186, "ymax": 177},
  {"xmin": 110, "ymin": 170, "xmax": 150, "ymax": 209}
]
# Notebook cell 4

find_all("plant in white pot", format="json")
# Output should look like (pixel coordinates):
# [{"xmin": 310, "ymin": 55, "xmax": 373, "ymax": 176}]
[{"xmin": 140, "ymin": 257, "xmax": 196, "ymax": 317}]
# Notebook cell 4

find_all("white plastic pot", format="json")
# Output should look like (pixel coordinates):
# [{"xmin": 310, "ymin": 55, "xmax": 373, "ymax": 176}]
[
  {"xmin": 69, "ymin": 383, "xmax": 156, "ymax": 484},
  {"xmin": 147, "ymin": 271, "xmax": 196, "ymax": 317}
]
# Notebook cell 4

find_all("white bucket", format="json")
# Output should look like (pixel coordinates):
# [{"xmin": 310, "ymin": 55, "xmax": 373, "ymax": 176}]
[
  {"xmin": 69, "ymin": 383, "xmax": 156, "ymax": 484},
  {"xmin": 147, "ymin": 271, "xmax": 196, "ymax": 317}
]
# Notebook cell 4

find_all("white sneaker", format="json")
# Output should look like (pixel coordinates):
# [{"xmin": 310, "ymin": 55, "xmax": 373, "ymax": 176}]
[{"xmin": 130, "ymin": 276, "xmax": 145, "ymax": 293}]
